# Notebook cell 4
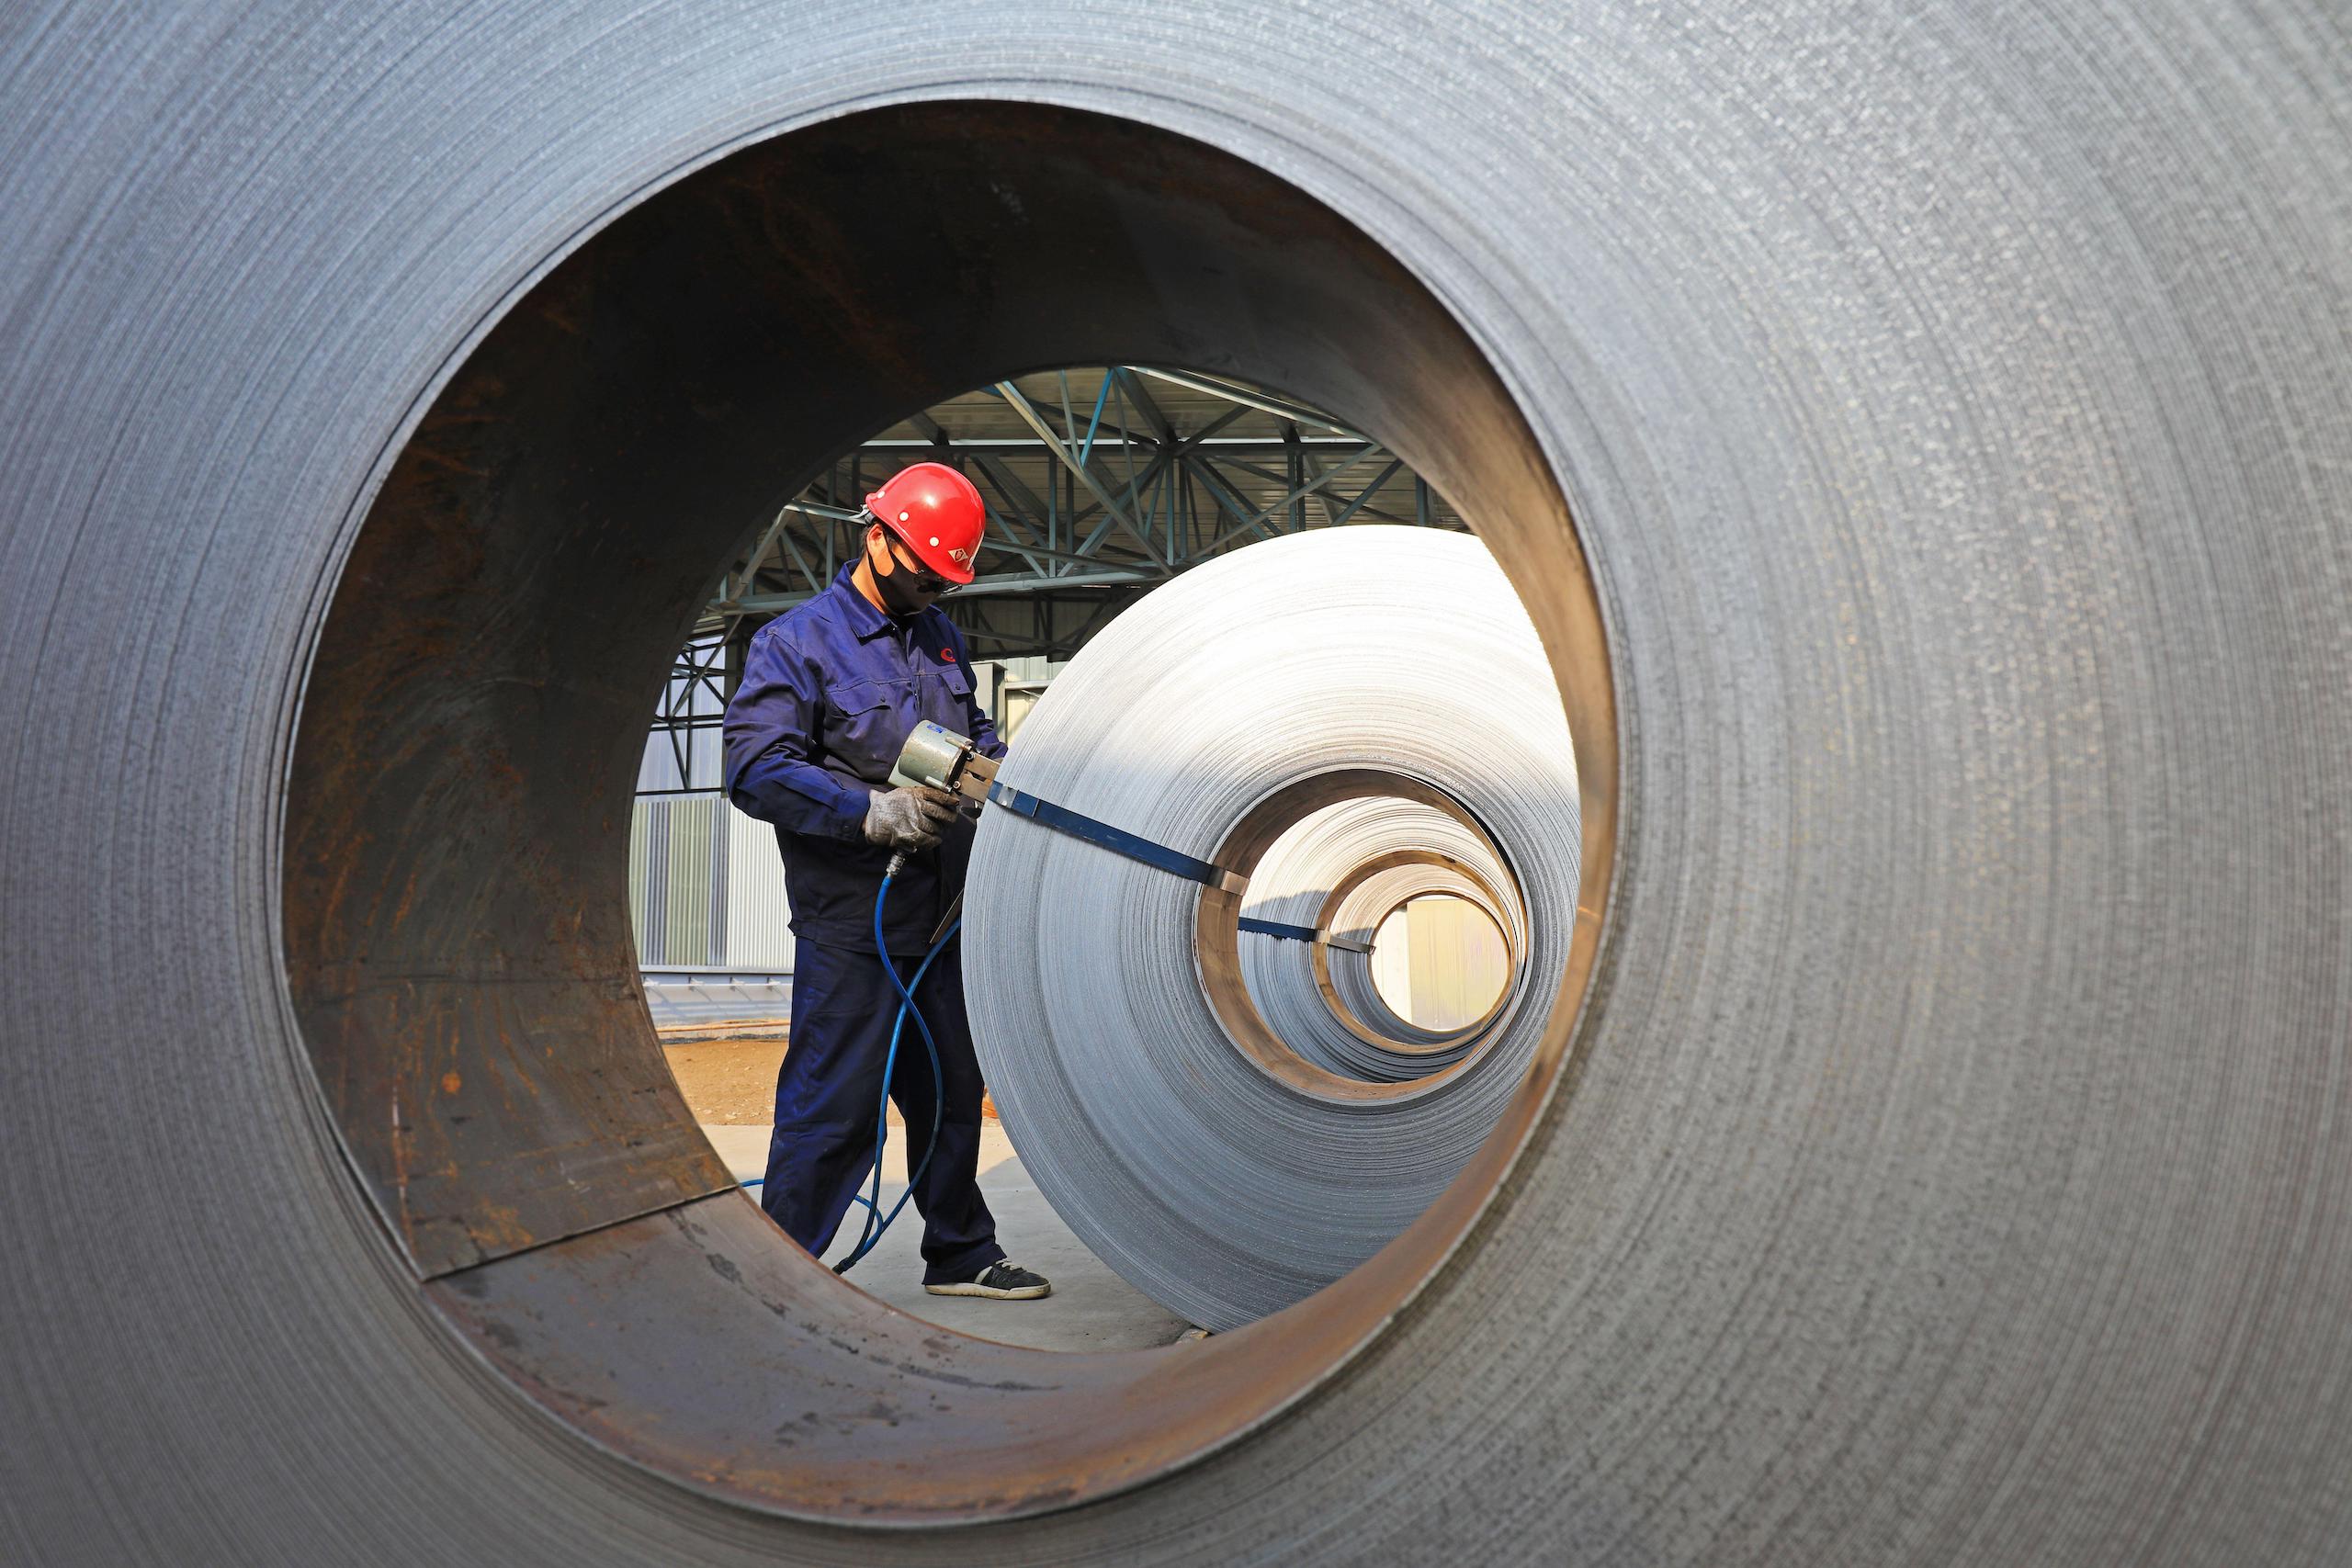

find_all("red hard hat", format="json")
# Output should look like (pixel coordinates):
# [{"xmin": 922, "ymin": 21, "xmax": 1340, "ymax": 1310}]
[{"xmin": 865, "ymin": 461, "xmax": 984, "ymax": 585}]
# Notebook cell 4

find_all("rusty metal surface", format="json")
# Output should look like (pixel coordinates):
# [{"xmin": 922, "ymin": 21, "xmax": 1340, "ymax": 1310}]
[{"xmin": 424, "ymin": 1190, "xmax": 1283, "ymax": 1521}]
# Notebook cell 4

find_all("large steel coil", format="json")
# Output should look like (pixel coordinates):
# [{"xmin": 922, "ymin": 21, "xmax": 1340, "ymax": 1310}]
[
  {"xmin": 5, "ymin": 3, "xmax": 2352, "ymax": 1564},
  {"xmin": 967, "ymin": 526, "xmax": 1579, "ymax": 1331}
]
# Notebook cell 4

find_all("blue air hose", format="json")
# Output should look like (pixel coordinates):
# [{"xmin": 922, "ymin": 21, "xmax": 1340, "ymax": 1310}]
[
  {"xmin": 831, "ymin": 869, "xmax": 955, "ymax": 1273},
  {"xmin": 734, "ymin": 871, "xmax": 957, "ymax": 1274}
]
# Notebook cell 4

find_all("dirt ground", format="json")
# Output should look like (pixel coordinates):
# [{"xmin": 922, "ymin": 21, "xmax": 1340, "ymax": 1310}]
[
  {"xmin": 661, "ymin": 1030, "xmax": 998, "ymax": 1125},
  {"xmin": 661, "ymin": 1032, "xmax": 790, "ymax": 1123}
]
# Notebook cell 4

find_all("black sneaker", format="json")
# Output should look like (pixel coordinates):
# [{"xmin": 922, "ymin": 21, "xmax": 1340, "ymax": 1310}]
[{"xmin": 924, "ymin": 1260, "xmax": 1051, "ymax": 1300}]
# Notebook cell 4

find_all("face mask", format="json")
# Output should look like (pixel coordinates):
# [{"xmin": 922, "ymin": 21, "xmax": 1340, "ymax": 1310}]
[{"xmin": 870, "ymin": 533, "xmax": 943, "ymax": 614}]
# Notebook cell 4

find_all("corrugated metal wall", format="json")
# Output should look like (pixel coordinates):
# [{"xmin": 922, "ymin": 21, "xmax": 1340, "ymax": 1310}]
[
  {"xmin": 1370, "ymin": 896, "xmax": 1510, "ymax": 1032},
  {"xmin": 723, "ymin": 804, "xmax": 795, "ymax": 972},
  {"xmin": 628, "ymin": 795, "xmax": 795, "ymax": 972},
  {"xmin": 989, "ymin": 655, "xmax": 1066, "ymax": 743}
]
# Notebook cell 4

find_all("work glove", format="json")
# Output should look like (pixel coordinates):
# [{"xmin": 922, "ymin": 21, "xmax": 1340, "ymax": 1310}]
[{"xmin": 863, "ymin": 784, "xmax": 957, "ymax": 852}]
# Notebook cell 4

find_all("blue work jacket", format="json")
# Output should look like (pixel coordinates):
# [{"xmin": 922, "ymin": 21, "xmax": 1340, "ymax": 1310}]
[{"xmin": 722, "ymin": 565, "xmax": 1005, "ymax": 953}]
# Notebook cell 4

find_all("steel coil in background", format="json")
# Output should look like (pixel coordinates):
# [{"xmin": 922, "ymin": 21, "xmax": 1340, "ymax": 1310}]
[
  {"xmin": 1244, "ymin": 794, "xmax": 1528, "ymax": 1078},
  {"xmin": 967, "ymin": 527, "xmax": 1579, "ymax": 1331},
  {"xmin": 6, "ymin": 2, "xmax": 2352, "ymax": 1563},
  {"xmin": 1315, "ymin": 861, "xmax": 1510, "ymax": 1053}
]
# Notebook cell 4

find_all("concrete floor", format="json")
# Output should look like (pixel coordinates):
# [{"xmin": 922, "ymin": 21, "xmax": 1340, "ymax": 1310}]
[{"xmin": 699, "ymin": 1121, "xmax": 1198, "ymax": 1351}]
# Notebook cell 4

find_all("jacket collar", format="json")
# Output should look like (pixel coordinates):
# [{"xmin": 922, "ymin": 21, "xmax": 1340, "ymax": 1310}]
[{"xmin": 828, "ymin": 563, "xmax": 907, "ymax": 643}]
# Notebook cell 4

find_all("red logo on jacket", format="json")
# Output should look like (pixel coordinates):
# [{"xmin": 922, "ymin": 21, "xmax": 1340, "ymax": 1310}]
[{"xmin": 940, "ymin": 649, "xmax": 956, "ymax": 661}]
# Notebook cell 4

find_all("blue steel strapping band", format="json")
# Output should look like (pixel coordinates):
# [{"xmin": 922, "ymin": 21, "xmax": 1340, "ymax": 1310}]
[
  {"xmin": 1238, "ymin": 915, "xmax": 1320, "ymax": 942},
  {"xmin": 986, "ymin": 780, "xmax": 1248, "ymax": 894},
  {"xmin": 1238, "ymin": 916, "xmax": 1377, "ymax": 953},
  {"xmin": 985, "ymin": 780, "xmax": 1374, "ymax": 950}
]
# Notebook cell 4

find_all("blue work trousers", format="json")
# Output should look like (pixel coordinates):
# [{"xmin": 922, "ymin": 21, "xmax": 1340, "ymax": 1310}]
[{"xmin": 761, "ymin": 935, "xmax": 1005, "ymax": 1285}]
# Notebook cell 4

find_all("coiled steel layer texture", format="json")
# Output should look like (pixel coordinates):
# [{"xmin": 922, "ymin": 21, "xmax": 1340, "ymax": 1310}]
[{"xmin": 4, "ymin": 3, "xmax": 2351, "ymax": 1563}]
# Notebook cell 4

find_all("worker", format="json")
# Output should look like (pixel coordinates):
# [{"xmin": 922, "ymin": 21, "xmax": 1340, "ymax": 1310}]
[{"xmin": 721, "ymin": 461, "xmax": 1049, "ymax": 1301}]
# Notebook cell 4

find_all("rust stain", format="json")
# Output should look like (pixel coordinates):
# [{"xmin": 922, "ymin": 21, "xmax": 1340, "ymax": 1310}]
[{"xmin": 402, "ymin": 443, "xmax": 491, "ymax": 479}]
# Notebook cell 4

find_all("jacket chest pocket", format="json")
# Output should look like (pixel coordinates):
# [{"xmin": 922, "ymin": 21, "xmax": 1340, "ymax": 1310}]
[
  {"xmin": 824, "ymin": 678, "xmax": 913, "ymax": 782},
  {"xmin": 911, "ymin": 662, "xmax": 975, "ymax": 733}
]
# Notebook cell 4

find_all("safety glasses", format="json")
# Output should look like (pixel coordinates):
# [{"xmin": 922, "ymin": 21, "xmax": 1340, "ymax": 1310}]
[{"xmin": 878, "ymin": 532, "xmax": 950, "ymax": 593}]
